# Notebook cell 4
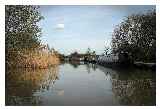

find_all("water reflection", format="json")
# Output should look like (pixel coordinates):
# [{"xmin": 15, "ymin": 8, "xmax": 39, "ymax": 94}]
[
  {"xmin": 85, "ymin": 63, "xmax": 98, "ymax": 73},
  {"xmin": 69, "ymin": 61, "xmax": 98, "ymax": 73},
  {"xmin": 6, "ymin": 66, "xmax": 59, "ymax": 105},
  {"xmin": 112, "ymin": 79, "xmax": 155, "ymax": 105},
  {"xmin": 69, "ymin": 60, "xmax": 82, "ymax": 68},
  {"xmin": 6, "ymin": 62, "xmax": 156, "ymax": 106},
  {"xmin": 98, "ymin": 65, "xmax": 156, "ymax": 106}
]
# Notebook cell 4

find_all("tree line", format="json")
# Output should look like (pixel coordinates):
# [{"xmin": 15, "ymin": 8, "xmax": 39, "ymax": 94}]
[{"xmin": 110, "ymin": 10, "xmax": 156, "ymax": 63}]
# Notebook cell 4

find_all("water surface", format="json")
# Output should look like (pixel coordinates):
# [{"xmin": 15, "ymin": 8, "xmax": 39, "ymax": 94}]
[{"xmin": 6, "ymin": 62, "xmax": 156, "ymax": 106}]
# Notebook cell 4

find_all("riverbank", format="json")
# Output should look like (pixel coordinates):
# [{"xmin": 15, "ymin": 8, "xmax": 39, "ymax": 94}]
[
  {"xmin": 84, "ymin": 59, "xmax": 156, "ymax": 70},
  {"xmin": 134, "ymin": 62, "xmax": 156, "ymax": 70}
]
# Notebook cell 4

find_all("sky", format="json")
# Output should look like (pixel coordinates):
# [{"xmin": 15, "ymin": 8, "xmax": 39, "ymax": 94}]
[{"xmin": 39, "ymin": 5, "xmax": 155, "ymax": 55}]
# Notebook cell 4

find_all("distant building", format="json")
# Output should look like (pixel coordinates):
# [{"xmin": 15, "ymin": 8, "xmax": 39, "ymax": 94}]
[{"xmin": 69, "ymin": 52, "xmax": 85, "ymax": 61}]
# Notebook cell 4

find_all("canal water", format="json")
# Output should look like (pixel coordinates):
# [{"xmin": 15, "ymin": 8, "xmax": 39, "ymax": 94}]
[{"xmin": 6, "ymin": 62, "xmax": 156, "ymax": 106}]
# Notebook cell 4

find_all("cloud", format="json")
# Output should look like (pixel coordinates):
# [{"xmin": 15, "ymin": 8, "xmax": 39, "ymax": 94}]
[{"xmin": 55, "ymin": 23, "xmax": 64, "ymax": 30}]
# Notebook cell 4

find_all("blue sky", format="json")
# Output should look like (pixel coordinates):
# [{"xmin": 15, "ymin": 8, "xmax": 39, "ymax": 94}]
[{"xmin": 39, "ymin": 5, "xmax": 155, "ymax": 55}]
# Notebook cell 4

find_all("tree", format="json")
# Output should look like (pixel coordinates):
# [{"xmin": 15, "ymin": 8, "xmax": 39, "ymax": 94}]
[
  {"xmin": 92, "ymin": 51, "xmax": 96, "ymax": 55},
  {"xmin": 111, "ymin": 10, "xmax": 156, "ymax": 62},
  {"xmin": 5, "ymin": 5, "xmax": 43, "ymax": 51},
  {"xmin": 86, "ymin": 47, "xmax": 91, "ymax": 55},
  {"xmin": 104, "ymin": 46, "xmax": 110, "ymax": 55},
  {"xmin": 5, "ymin": 5, "xmax": 44, "ymax": 67}
]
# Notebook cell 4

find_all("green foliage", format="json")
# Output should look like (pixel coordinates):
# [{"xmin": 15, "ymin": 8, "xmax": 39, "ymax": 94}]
[
  {"xmin": 86, "ymin": 47, "xmax": 91, "ymax": 55},
  {"xmin": 86, "ymin": 48, "xmax": 96, "ymax": 56},
  {"xmin": 104, "ymin": 46, "xmax": 110, "ymax": 55},
  {"xmin": 111, "ymin": 10, "xmax": 156, "ymax": 62},
  {"xmin": 5, "ymin": 5, "xmax": 44, "ymax": 67},
  {"xmin": 5, "ymin": 5, "xmax": 43, "ymax": 51}
]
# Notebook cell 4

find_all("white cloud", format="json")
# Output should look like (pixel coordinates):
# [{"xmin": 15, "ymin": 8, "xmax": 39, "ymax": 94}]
[{"xmin": 55, "ymin": 23, "xmax": 64, "ymax": 30}]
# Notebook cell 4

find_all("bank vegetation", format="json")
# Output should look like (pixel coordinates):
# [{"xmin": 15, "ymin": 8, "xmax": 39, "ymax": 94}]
[
  {"xmin": 110, "ymin": 9, "xmax": 156, "ymax": 63},
  {"xmin": 6, "ymin": 5, "xmax": 59, "ymax": 69}
]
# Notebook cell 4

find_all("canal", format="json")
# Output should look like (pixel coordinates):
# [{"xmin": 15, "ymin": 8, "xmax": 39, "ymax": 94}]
[{"xmin": 6, "ymin": 62, "xmax": 156, "ymax": 106}]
